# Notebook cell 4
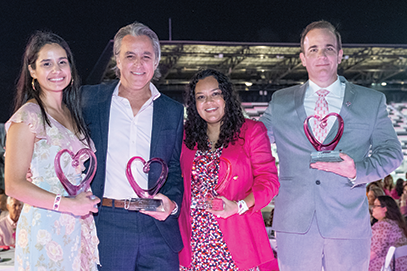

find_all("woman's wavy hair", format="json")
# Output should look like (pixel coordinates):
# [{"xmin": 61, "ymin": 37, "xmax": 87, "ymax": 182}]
[
  {"xmin": 378, "ymin": 195, "xmax": 407, "ymax": 237},
  {"xmin": 14, "ymin": 30, "xmax": 91, "ymax": 146},
  {"xmin": 184, "ymin": 69, "xmax": 245, "ymax": 151}
]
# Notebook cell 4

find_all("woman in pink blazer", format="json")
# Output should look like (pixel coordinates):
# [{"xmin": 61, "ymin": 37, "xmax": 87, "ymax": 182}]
[{"xmin": 179, "ymin": 69, "xmax": 280, "ymax": 270}]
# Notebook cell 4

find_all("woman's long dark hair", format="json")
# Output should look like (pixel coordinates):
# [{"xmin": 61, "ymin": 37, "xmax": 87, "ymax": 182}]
[
  {"xmin": 378, "ymin": 195, "xmax": 407, "ymax": 237},
  {"xmin": 14, "ymin": 31, "xmax": 91, "ymax": 146},
  {"xmin": 383, "ymin": 175, "xmax": 394, "ymax": 191},
  {"xmin": 184, "ymin": 69, "xmax": 245, "ymax": 151},
  {"xmin": 395, "ymin": 178, "xmax": 405, "ymax": 197}
]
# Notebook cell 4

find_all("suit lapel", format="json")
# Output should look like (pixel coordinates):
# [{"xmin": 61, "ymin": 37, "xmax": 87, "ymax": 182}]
[
  {"xmin": 324, "ymin": 77, "xmax": 356, "ymax": 144},
  {"xmin": 98, "ymin": 82, "xmax": 117, "ymax": 160},
  {"xmin": 338, "ymin": 78, "xmax": 356, "ymax": 120},
  {"xmin": 150, "ymin": 96, "xmax": 164, "ymax": 158},
  {"xmin": 295, "ymin": 82, "xmax": 308, "ymax": 124}
]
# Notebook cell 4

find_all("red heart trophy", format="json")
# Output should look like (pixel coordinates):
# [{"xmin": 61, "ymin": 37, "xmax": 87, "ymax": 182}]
[
  {"xmin": 125, "ymin": 156, "xmax": 168, "ymax": 212},
  {"xmin": 304, "ymin": 113, "xmax": 344, "ymax": 163},
  {"xmin": 191, "ymin": 156, "xmax": 232, "ymax": 211},
  {"xmin": 54, "ymin": 148, "xmax": 97, "ymax": 196}
]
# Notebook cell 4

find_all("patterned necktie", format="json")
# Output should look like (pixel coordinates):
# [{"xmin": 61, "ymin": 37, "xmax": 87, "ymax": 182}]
[{"xmin": 313, "ymin": 89, "xmax": 330, "ymax": 142}]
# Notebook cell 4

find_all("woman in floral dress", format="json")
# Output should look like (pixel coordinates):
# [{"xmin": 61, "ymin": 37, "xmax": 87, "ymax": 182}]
[
  {"xmin": 179, "ymin": 69, "xmax": 280, "ymax": 270},
  {"xmin": 369, "ymin": 195, "xmax": 407, "ymax": 271},
  {"xmin": 4, "ymin": 31, "xmax": 100, "ymax": 270}
]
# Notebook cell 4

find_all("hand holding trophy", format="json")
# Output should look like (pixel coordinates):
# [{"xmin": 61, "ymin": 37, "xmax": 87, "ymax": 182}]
[
  {"xmin": 125, "ymin": 156, "xmax": 168, "ymax": 212},
  {"xmin": 304, "ymin": 113, "xmax": 344, "ymax": 164},
  {"xmin": 191, "ymin": 156, "xmax": 231, "ymax": 211},
  {"xmin": 54, "ymin": 148, "xmax": 97, "ymax": 196}
]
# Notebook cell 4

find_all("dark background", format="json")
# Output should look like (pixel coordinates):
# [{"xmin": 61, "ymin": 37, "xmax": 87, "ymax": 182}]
[{"xmin": 1, "ymin": 0, "xmax": 407, "ymax": 122}]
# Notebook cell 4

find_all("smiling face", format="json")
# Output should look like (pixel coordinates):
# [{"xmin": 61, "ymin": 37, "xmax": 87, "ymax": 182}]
[
  {"xmin": 29, "ymin": 43, "xmax": 71, "ymax": 94},
  {"xmin": 195, "ymin": 76, "xmax": 225, "ymax": 128},
  {"xmin": 116, "ymin": 34, "xmax": 157, "ymax": 93},
  {"xmin": 300, "ymin": 28, "xmax": 343, "ymax": 87}
]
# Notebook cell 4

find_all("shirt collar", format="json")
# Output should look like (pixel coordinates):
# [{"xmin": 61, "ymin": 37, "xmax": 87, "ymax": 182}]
[
  {"xmin": 307, "ymin": 76, "xmax": 342, "ymax": 98},
  {"xmin": 6, "ymin": 215, "xmax": 16, "ymax": 227},
  {"xmin": 112, "ymin": 81, "xmax": 161, "ymax": 101}
]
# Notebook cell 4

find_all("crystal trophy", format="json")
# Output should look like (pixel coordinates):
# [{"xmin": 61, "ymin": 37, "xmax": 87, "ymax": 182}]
[{"xmin": 304, "ymin": 112, "xmax": 344, "ymax": 163}]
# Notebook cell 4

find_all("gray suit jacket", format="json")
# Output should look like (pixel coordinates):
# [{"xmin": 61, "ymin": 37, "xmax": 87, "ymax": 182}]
[
  {"xmin": 260, "ymin": 76, "xmax": 403, "ymax": 239},
  {"xmin": 81, "ymin": 80, "xmax": 184, "ymax": 251}
]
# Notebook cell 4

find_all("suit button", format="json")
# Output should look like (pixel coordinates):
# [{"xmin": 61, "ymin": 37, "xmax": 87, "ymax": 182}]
[{"xmin": 316, "ymin": 180, "xmax": 321, "ymax": 185}]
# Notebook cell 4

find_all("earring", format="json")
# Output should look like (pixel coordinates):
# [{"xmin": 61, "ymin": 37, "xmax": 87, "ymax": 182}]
[
  {"xmin": 71, "ymin": 78, "xmax": 74, "ymax": 85},
  {"xmin": 31, "ymin": 78, "xmax": 36, "ymax": 90}
]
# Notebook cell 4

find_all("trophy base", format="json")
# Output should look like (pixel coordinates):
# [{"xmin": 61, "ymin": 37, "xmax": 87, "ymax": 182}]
[
  {"xmin": 191, "ymin": 198, "xmax": 224, "ymax": 211},
  {"xmin": 125, "ymin": 198, "xmax": 164, "ymax": 212},
  {"xmin": 310, "ymin": 150, "xmax": 343, "ymax": 164}
]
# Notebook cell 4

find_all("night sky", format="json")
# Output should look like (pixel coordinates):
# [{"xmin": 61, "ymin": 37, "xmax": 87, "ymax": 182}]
[{"xmin": 1, "ymin": 0, "xmax": 407, "ymax": 122}]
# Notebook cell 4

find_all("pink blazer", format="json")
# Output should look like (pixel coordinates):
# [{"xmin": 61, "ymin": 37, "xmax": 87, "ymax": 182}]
[{"xmin": 178, "ymin": 119, "xmax": 280, "ymax": 270}]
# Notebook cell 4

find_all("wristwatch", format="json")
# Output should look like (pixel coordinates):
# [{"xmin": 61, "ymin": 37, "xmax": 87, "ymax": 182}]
[{"xmin": 237, "ymin": 200, "xmax": 248, "ymax": 215}]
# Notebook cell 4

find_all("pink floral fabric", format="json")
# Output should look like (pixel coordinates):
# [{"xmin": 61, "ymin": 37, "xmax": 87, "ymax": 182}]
[
  {"xmin": 369, "ymin": 219, "xmax": 407, "ymax": 271},
  {"xmin": 6, "ymin": 103, "xmax": 99, "ymax": 270}
]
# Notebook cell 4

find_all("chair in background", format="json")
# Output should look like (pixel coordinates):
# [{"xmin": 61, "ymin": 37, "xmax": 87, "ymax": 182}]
[{"xmin": 381, "ymin": 245, "xmax": 407, "ymax": 271}]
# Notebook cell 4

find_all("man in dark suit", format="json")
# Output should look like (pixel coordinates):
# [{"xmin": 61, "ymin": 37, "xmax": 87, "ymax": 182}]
[
  {"xmin": 81, "ymin": 22, "xmax": 184, "ymax": 270},
  {"xmin": 260, "ymin": 20, "xmax": 403, "ymax": 270}
]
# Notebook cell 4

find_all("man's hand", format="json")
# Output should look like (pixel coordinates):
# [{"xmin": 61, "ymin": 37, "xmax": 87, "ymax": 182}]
[
  {"xmin": 310, "ymin": 153, "xmax": 356, "ymax": 178},
  {"xmin": 141, "ymin": 193, "xmax": 175, "ymax": 221}
]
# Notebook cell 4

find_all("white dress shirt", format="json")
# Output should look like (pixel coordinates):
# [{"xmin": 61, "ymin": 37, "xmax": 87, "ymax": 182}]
[
  {"xmin": 103, "ymin": 82, "xmax": 161, "ymax": 199},
  {"xmin": 304, "ymin": 76, "xmax": 345, "ymax": 135}
]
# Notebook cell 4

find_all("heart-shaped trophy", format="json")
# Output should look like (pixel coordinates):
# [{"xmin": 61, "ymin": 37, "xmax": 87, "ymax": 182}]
[
  {"xmin": 304, "ymin": 112, "xmax": 344, "ymax": 163},
  {"xmin": 125, "ymin": 156, "xmax": 168, "ymax": 212},
  {"xmin": 191, "ymin": 156, "xmax": 232, "ymax": 211},
  {"xmin": 54, "ymin": 148, "xmax": 97, "ymax": 196}
]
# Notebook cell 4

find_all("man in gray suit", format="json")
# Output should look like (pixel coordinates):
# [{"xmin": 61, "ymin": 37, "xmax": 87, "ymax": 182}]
[{"xmin": 260, "ymin": 20, "xmax": 403, "ymax": 270}]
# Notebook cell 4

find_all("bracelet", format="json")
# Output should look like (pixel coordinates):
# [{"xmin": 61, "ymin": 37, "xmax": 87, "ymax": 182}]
[
  {"xmin": 237, "ymin": 200, "xmax": 249, "ymax": 215},
  {"xmin": 53, "ymin": 194, "xmax": 62, "ymax": 211},
  {"xmin": 171, "ymin": 201, "xmax": 178, "ymax": 215}
]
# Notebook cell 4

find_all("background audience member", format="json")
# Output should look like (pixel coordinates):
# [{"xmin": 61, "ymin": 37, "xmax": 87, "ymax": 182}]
[
  {"xmin": 400, "ymin": 182, "xmax": 407, "ymax": 220},
  {"xmin": 393, "ymin": 178, "xmax": 405, "ymax": 200},
  {"xmin": 369, "ymin": 195, "xmax": 407, "ymax": 271},
  {"xmin": 383, "ymin": 175, "xmax": 394, "ymax": 196},
  {"xmin": 367, "ymin": 186, "xmax": 385, "ymax": 226},
  {"xmin": 0, "ymin": 189, "xmax": 8, "ymax": 220},
  {"xmin": 367, "ymin": 180, "xmax": 384, "ymax": 192},
  {"xmin": 0, "ymin": 196, "xmax": 23, "ymax": 246}
]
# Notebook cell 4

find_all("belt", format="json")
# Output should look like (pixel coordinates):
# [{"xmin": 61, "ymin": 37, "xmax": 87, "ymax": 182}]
[
  {"xmin": 102, "ymin": 197, "xmax": 162, "ymax": 211},
  {"xmin": 102, "ymin": 198, "xmax": 129, "ymax": 209}
]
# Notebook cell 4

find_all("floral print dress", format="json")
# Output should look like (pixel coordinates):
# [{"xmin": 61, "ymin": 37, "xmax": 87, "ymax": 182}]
[
  {"xmin": 181, "ymin": 144, "xmax": 257, "ymax": 271},
  {"xmin": 6, "ymin": 103, "xmax": 99, "ymax": 271},
  {"xmin": 369, "ymin": 218, "xmax": 407, "ymax": 271}
]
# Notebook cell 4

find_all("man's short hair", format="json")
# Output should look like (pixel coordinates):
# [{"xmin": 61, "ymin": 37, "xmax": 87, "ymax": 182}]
[
  {"xmin": 300, "ymin": 20, "xmax": 342, "ymax": 52},
  {"xmin": 113, "ymin": 21, "xmax": 161, "ymax": 80}
]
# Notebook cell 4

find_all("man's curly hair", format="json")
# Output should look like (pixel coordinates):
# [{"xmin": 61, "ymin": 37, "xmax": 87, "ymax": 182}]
[{"xmin": 184, "ymin": 69, "xmax": 245, "ymax": 151}]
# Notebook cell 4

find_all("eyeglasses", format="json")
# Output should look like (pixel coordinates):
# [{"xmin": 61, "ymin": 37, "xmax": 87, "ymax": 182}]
[{"xmin": 372, "ymin": 204, "xmax": 384, "ymax": 208}]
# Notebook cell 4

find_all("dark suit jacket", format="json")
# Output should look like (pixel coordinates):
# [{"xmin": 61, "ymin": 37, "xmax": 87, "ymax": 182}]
[
  {"xmin": 81, "ymin": 80, "xmax": 184, "ymax": 252},
  {"xmin": 260, "ymin": 76, "xmax": 403, "ymax": 240}
]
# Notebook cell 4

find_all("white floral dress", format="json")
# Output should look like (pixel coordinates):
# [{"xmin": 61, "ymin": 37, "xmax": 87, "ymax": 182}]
[{"xmin": 5, "ymin": 103, "xmax": 99, "ymax": 271}]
